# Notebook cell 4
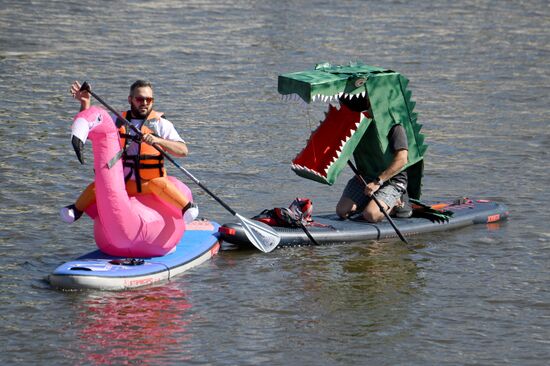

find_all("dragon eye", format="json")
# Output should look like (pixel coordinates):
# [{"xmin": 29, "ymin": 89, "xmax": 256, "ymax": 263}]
[{"xmin": 354, "ymin": 78, "xmax": 366, "ymax": 88}]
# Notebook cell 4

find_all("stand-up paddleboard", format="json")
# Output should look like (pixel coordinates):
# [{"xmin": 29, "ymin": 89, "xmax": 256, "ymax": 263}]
[
  {"xmin": 219, "ymin": 199, "xmax": 509, "ymax": 248},
  {"xmin": 49, "ymin": 220, "xmax": 220, "ymax": 291}
]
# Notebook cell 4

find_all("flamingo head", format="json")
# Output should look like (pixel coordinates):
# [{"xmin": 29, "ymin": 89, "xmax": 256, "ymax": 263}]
[{"xmin": 70, "ymin": 106, "xmax": 115, "ymax": 164}]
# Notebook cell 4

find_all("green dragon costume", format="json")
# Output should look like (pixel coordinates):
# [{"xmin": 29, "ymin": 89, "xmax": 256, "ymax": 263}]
[{"xmin": 278, "ymin": 62, "xmax": 428, "ymax": 199}]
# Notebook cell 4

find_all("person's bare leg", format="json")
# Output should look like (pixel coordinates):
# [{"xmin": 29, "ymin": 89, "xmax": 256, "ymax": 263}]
[
  {"xmin": 362, "ymin": 199, "xmax": 390, "ymax": 223},
  {"xmin": 336, "ymin": 196, "xmax": 359, "ymax": 219}
]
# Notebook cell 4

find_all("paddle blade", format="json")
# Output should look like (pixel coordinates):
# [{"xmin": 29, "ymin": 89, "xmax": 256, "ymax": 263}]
[{"xmin": 235, "ymin": 213, "xmax": 281, "ymax": 253}]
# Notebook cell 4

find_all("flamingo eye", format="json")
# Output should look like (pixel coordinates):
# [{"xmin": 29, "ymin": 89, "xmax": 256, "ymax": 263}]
[{"xmin": 88, "ymin": 113, "xmax": 102, "ymax": 129}]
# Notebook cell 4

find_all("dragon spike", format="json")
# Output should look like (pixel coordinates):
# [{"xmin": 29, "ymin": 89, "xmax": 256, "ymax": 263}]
[
  {"xmin": 400, "ymin": 76, "xmax": 410, "ymax": 89},
  {"xmin": 421, "ymin": 145, "xmax": 429, "ymax": 156},
  {"xmin": 416, "ymin": 134, "xmax": 425, "ymax": 146}
]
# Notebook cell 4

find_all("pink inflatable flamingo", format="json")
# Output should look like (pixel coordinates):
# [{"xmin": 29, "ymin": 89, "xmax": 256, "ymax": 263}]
[{"xmin": 70, "ymin": 106, "xmax": 191, "ymax": 257}]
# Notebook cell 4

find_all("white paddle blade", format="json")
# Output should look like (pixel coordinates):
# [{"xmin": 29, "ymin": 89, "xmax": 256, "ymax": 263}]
[{"xmin": 236, "ymin": 213, "xmax": 281, "ymax": 253}]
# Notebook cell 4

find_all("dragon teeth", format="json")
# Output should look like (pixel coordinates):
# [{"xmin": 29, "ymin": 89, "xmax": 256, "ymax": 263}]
[
  {"xmin": 283, "ymin": 91, "xmax": 366, "ymax": 104},
  {"xmin": 292, "ymin": 163, "xmax": 326, "ymax": 178}
]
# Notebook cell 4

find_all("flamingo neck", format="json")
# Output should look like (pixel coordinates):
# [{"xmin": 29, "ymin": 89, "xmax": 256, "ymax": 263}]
[{"xmin": 91, "ymin": 129, "xmax": 132, "ymax": 214}]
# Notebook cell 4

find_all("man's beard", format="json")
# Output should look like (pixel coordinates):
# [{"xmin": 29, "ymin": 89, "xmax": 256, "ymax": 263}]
[{"xmin": 130, "ymin": 104, "xmax": 152, "ymax": 119}]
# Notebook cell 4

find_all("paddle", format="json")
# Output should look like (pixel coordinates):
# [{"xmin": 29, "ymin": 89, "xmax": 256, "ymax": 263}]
[
  {"xmin": 347, "ymin": 161, "xmax": 409, "ymax": 244},
  {"xmin": 79, "ymin": 81, "xmax": 281, "ymax": 253},
  {"xmin": 297, "ymin": 221, "xmax": 319, "ymax": 246}
]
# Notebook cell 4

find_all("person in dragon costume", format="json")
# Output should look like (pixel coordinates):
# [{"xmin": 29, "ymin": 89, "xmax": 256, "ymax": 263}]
[{"xmin": 278, "ymin": 62, "xmax": 428, "ymax": 223}]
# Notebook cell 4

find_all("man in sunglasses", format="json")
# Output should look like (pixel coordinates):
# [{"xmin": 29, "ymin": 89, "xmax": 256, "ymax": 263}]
[{"xmin": 61, "ymin": 80, "xmax": 198, "ymax": 224}]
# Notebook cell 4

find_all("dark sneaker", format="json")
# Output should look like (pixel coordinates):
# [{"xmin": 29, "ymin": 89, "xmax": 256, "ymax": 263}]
[
  {"xmin": 60, "ymin": 204, "xmax": 83, "ymax": 223},
  {"xmin": 183, "ymin": 202, "xmax": 199, "ymax": 224},
  {"xmin": 393, "ymin": 192, "xmax": 413, "ymax": 218}
]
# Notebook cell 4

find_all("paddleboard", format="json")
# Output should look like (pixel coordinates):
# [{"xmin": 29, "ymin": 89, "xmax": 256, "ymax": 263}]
[
  {"xmin": 219, "ymin": 199, "xmax": 509, "ymax": 248},
  {"xmin": 49, "ymin": 219, "xmax": 220, "ymax": 291}
]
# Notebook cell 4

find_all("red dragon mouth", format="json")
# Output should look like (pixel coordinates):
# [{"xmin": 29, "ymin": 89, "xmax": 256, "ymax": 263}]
[{"xmin": 291, "ymin": 103, "xmax": 369, "ymax": 185}]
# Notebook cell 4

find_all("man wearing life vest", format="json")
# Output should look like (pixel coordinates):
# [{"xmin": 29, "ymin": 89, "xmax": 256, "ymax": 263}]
[{"xmin": 60, "ymin": 80, "xmax": 198, "ymax": 224}]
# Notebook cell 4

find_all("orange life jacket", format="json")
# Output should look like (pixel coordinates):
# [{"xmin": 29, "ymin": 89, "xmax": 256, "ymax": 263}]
[{"xmin": 118, "ymin": 110, "xmax": 167, "ymax": 190}]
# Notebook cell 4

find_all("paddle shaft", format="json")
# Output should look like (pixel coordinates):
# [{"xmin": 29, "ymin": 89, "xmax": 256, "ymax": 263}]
[
  {"xmin": 347, "ymin": 161, "xmax": 409, "ymax": 244},
  {"xmin": 298, "ymin": 222, "xmax": 319, "ymax": 245},
  {"xmin": 80, "ymin": 82, "xmax": 238, "ymax": 215},
  {"xmin": 154, "ymin": 147, "xmax": 237, "ymax": 215}
]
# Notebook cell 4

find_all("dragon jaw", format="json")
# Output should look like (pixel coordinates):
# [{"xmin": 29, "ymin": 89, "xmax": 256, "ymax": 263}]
[{"xmin": 290, "ymin": 103, "xmax": 371, "ymax": 185}]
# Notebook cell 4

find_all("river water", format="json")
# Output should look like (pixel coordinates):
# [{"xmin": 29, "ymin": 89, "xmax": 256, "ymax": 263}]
[{"xmin": 1, "ymin": 0, "xmax": 548, "ymax": 365}]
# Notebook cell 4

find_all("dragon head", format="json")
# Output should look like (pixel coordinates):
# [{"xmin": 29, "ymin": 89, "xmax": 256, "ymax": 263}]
[
  {"xmin": 278, "ymin": 62, "xmax": 427, "ymax": 198},
  {"xmin": 278, "ymin": 62, "xmax": 386, "ymax": 104}
]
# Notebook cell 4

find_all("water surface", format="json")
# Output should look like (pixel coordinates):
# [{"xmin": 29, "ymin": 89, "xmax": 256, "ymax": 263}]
[{"xmin": 1, "ymin": 1, "xmax": 548, "ymax": 365}]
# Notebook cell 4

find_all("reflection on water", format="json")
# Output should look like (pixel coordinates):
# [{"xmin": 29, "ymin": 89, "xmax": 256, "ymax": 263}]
[
  {"xmin": 280, "ymin": 241, "xmax": 420, "ymax": 329},
  {"xmin": 332, "ymin": 242, "xmax": 421, "ymax": 326},
  {"xmin": 72, "ymin": 284, "xmax": 192, "ymax": 365}
]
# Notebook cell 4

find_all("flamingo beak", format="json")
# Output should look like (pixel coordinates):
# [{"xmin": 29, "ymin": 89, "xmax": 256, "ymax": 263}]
[
  {"xmin": 72, "ymin": 135, "xmax": 85, "ymax": 164},
  {"xmin": 71, "ymin": 117, "xmax": 89, "ymax": 165}
]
